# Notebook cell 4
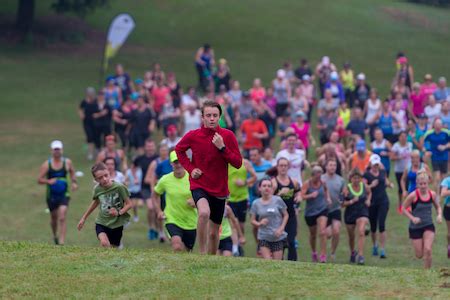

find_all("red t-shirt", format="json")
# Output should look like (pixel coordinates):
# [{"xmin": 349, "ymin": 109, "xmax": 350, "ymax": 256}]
[
  {"xmin": 250, "ymin": 88, "xmax": 266, "ymax": 104},
  {"xmin": 151, "ymin": 86, "xmax": 170, "ymax": 113},
  {"xmin": 240, "ymin": 119, "xmax": 268, "ymax": 150}
]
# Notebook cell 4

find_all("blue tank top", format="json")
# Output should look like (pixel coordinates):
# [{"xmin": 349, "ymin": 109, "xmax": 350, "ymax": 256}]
[
  {"xmin": 47, "ymin": 158, "xmax": 69, "ymax": 200},
  {"xmin": 407, "ymin": 163, "xmax": 423, "ymax": 193},
  {"xmin": 200, "ymin": 52, "xmax": 212, "ymax": 70},
  {"xmin": 371, "ymin": 139, "xmax": 390, "ymax": 171},
  {"xmin": 155, "ymin": 158, "xmax": 173, "ymax": 179},
  {"xmin": 378, "ymin": 113, "xmax": 393, "ymax": 135}
]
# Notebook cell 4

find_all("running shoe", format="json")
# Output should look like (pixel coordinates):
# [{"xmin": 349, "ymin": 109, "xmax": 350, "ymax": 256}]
[
  {"xmin": 447, "ymin": 246, "xmax": 450, "ymax": 259},
  {"xmin": 312, "ymin": 252, "xmax": 318, "ymax": 263},
  {"xmin": 357, "ymin": 255, "xmax": 365, "ymax": 265},
  {"xmin": 148, "ymin": 229, "xmax": 157, "ymax": 240},
  {"xmin": 350, "ymin": 251, "xmax": 357, "ymax": 263},
  {"xmin": 397, "ymin": 206, "xmax": 403, "ymax": 215},
  {"xmin": 380, "ymin": 249, "xmax": 386, "ymax": 259},
  {"xmin": 53, "ymin": 237, "xmax": 59, "ymax": 245},
  {"xmin": 319, "ymin": 254, "xmax": 327, "ymax": 263},
  {"xmin": 133, "ymin": 216, "xmax": 139, "ymax": 223},
  {"xmin": 238, "ymin": 245, "xmax": 245, "ymax": 257},
  {"xmin": 372, "ymin": 245, "xmax": 379, "ymax": 256}
]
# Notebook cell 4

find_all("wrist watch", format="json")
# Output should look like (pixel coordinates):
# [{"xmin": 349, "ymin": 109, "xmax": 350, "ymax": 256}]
[{"xmin": 219, "ymin": 145, "xmax": 226, "ymax": 152}]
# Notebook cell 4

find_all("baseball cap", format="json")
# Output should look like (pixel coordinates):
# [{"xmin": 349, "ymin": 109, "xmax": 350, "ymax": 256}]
[
  {"xmin": 330, "ymin": 71, "xmax": 339, "ymax": 81},
  {"xmin": 370, "ymin": 154, "xmax": 381, "ymax": 165},
  {"xmin": 277, "ymin": 69, "xmax": 286, "ymax": 78},
  {"xmin": 398, "ymin": 56, "xmax": 408, "ymax": 64},
  {"xmin": 295, "ymin": 110, "xmax": 306, "ymax": 120},
  {"xmin": 50, "ymin": 140, "xmax": 63, "ymax": 150},
  {"xmin": 302, "ymin": 74, "xmax": 311, "ymax": 81},
  {"xmin": 134, "ymin": 78, "xmax": 143, "ymax": 85},
  {"xmin": 357, "ymin": 73, "xmax": 366, "ymax": 81},
  {"xmin": 356, "ymin": 140, "xmax": 366, "ymax": 151},
  {"xmin": 424, "ymin": 73, "xmax": 432, "ymax": 80},
  {"xmin": 167, "ymin": 124, "xmax": 177, "ymax": 133},
  {"xmin": 169, "ymin": 151, "xmax": 178, "ymax": 163}
]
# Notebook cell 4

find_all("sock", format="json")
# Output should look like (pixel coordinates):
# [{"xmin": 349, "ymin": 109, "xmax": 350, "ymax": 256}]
[{"xmin": 232, "ymin": 244, "xmax": 239, "ymax": 253}]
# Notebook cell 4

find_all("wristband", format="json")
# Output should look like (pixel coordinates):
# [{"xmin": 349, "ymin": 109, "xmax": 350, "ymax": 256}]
[{"xmin": 219, "ymin": 146, "xmax": 226, "ymax": 152}]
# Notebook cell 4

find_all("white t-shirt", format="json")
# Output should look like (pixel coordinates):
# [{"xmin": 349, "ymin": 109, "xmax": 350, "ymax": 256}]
[
  {"xmin": 392, "ymin": 142, "xmax": 413, "ymax": 173},
  {"xmin": 425, "ymin": 103, "xmax": 442, "ymax": 127},
  {"xmin": 275, "ymin": 149, "xmax": 305, "ymax": 185},
  {"xmin": 183, "ymin": 110, "xmax": 201, "ymax": 135},
  {"xmin": 114, "ymin": 171, "xmax": 126, "ymax": 184}
]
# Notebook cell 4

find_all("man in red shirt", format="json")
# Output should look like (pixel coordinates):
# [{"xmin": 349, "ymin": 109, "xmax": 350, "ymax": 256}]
[
  {"xmin": 239, "ymin": 110, "xmax": 269, "ymax": 155},
  {"xmin": 175, "ymin": 101, "xmax": 242, "ymax": 254}
]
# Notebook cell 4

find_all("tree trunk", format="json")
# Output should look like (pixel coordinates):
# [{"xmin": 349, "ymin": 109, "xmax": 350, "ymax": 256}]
[{"xmin": 16, "ymin": 0, "xmax": 35, "ymax": 35}]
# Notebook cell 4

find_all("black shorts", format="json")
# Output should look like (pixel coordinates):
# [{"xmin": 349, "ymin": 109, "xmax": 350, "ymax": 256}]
[
  {"xmin": 218, "ymin": 236, "xmax": 233, "ymax": 252},
  {"xmin": 327, "ymin": 209, "xmax": 342, "ymax": 227},
  {"xmin": 141, "ymin": 188, "xmax": 151, "ymax": 200},
  {"xmin": 129, "ymin": 131, "xmax": 149, "ymax": 149},
  {"xmin": 344, "ymin": 207, "xmax": 369, "ymax": 225},
  {"xmin": 229, "ymin": 200, "xmax": 248, "ymax": 223},
  {"xmin": 165, "ymin": 223, "xmax": 196, "ymax": 250},
  {"xmin": 95, "ymin": 223, "xmax": 123, "ymax": 247},
  {"xmin": 130, "ymin": 192, "xmax": 142, "ymax": 199},
  {"xmin": 444, "ymin": 205, "xmax": 450, "ymax": 221},
  {"xmin": 409, "ymin": 224, "xmax": 435, "ymax": 240},
  {"xmin": 192, "ymin": 188, "xmax": 226, "ymax": 225},
  {"xmin": 275, "ymin": 103, "xmax": 289, "ymax": 117},
  {"xmin": 258, "ymin": 239, "xmax": 286, "ymax": 252},
  {"xmin": 431, "ymin": 160, "xmax": 448, "ymax": 174},
  {"xmin": 46, "ymin": 196, "xmax": 70, "ymax": 212},
  {"xmin": 83, "ymin": 122, "xmax": 96, "ymax": 143},
  {"xmin": 305, "ymin": 208, "xmax": 328, "ymax": 227}
]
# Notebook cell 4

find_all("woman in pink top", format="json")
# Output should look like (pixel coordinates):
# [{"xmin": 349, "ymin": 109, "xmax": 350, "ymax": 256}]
[
  {"xmin": 291, "ymin": 110, "xmax": 315, "ymax": 156},
  {"xmin": 420, "ymin": 74, "xmax": 437, "ymax": 99},
  {"xmin": 409, "ymin": 82, "xmax": 426, "ymax": 120},
  {"xmin": 151, "ymin": 79, "xmax": 170, "ymax": 114},
  {"xmin": 249, "ymin": 78, "xmax": 266, "ymax": 104}
]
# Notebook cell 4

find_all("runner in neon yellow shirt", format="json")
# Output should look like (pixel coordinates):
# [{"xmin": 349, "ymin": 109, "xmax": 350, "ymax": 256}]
[
  {"xmin": 218, "ymin": 204, "xmax": 246, "ymax": 256},
  {"xmin": 153, "ymin": 151, "xmax": 198, "ymax": 251}
]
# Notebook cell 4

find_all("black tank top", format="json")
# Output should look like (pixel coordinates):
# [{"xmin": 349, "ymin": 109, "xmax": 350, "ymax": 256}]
[
  {"xmin": 275, "ymin": 177, "xmax": 296, "ymax": 216},
  {"xmin": 410, "ymin": 190, "xmax": 433, "ymax": 229}
]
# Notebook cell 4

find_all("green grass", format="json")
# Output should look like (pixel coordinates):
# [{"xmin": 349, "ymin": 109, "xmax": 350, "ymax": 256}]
[
  {"xmin": 0, "ymin": 241, "xmax": 449, "ymax": 299},
  {"xmin": 1, "ymin": 0, "xmax": 450, "ymax": 297}
]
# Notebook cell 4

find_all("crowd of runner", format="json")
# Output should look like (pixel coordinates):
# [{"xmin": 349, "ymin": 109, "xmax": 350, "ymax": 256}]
[{"xmin": 41, "ymin": 46, "xmax": 450, "ymax": 269}]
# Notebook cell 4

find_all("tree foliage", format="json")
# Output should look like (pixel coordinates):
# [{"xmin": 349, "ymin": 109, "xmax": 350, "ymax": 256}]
[
  {"xmin": 51, "ymin": 0, "xmax": 109, "ymax": 17},
  {"xmin": 408, "ymin": 0, "xmax": 450, "ymax": 7}
]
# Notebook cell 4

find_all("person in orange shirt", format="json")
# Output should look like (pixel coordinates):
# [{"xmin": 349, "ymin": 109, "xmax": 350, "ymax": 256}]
[
  {"xmin": 239, "ymin": 111, "xmax": 269, "ymax": 156},
  {"xmin": 348, "ymin": 140, "xmax": 372, "ymax": 173}
]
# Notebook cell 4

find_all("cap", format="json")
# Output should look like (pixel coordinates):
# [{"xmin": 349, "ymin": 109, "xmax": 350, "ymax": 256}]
[
  {"xmin": 357, "ymin": 73, "xmax": 366, "ymax": 81},
  {"xmin": 106, "ymin": 76, "xmax": 115, "ymax": 84},
  {"xmin": 295, "ymin": 110, "xmax": 306, "ymax": 120},
  {"xmin": 50, "ymin": 140, "xmax": 63, "ymax": 150},
  {"xmin": 134, "ymin": 78, "xmax": 143, "ymax": 84},
  {"xmin": 302, "ymin": 74, "xmax": 311, "ymax": 81},
  {"xmin": 167, "ymin": 124, "xmax": 177, "ymax": 133},
  {"xmin": 330, "ymin": 71, "xmax": 339, "ymax": 81},
  {"xmin": 356, "ymin": 140, "xmax": 366, "ymax": 151},
  {"xmin": 398, "ymin": 56, "xmax": 408, "ymax": 64},
  {"xmin": 438, "ymin": 76, "xmax": 446, "ymax": 83},
  {"xmin": 424, "ymin": 73, "xmax": 432, "ymax": 80},
  {"xmin": 169, "ymin": 151, "xmax": 178, "ymax": 163},
  {"xmin": 370, "ymin": 154, "xmax": 381, "ymax": 165},
  {"xmin": 277, "ymin": 69, "xmax": 286, "ymax": 78}
]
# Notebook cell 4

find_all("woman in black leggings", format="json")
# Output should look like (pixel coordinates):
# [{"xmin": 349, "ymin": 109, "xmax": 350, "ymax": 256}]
[
  {"xmin": 363, "ymin": 154, "xmax": 393, "ymax": 259},
  {"xmin": 270, "ymin": 158, "xmax": 301, "ymax": 261}
]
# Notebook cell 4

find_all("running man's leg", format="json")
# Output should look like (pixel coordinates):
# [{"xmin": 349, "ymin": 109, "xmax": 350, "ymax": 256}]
[
  {"xmin": 356, "ymin": 217, "xmax": 368, "ymax": 257},
  {"xmin": 423, "ymin": 230, "xmax": 435, "ymax": 269},
  {"xmin": 57, "ymin": 205, "xmax": 68, "ymax": 245},
  {"xmin": 196, "ymin": 198, "xmax": 211, "ymax": 254},
  {"xmin": 98, "ymin": 233, "xmax": 111, "ymax": 247},
  {"xmin": 208, "ymin": 221, "xmax": 221, "ymax": 255},
  {"xmin": 331, "ymin": 219, "xmax": 341, "ymax": 257}
]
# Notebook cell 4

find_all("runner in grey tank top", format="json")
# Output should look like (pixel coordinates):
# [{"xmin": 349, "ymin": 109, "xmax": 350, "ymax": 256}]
[{"xmin": 402, "ymin": 171, "xmax": 442, "ymax": 269}]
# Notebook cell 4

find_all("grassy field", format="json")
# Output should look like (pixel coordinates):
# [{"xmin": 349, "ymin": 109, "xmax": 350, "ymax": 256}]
[
  {"xmin": 0, "ymin": 241, "xmax": 449, "ymax": 299},
  {"xmin": 1, "ymin": 0, "xmax": 450, "ymax": 297}
]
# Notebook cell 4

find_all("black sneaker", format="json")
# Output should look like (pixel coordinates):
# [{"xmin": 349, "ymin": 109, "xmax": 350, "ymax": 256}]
[
  {"xmin": 357, "ymin": 255, "xmax": 365, "ymax": 265},
  {"xmin": 238, "ymin": 245, "xmax": 245, "ymax": 257},
  {"xmin": 54, "ymin": 237, "xmax": 59, "ymax": 245}
]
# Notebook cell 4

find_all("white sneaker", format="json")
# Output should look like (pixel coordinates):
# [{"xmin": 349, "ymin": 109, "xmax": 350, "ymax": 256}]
[
  {"xmin": 133, "ymin": 216, "xmax": 139, "ymax": 223},
  {"xmin": 118, "ymin": 243, "xmax": 124, "ymax": 250}
]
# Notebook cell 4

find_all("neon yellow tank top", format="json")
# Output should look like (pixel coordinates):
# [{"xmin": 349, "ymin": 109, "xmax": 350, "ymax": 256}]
[
  {"xmin": 340, "ymin": 70, "xmax": 354, "ymax": 90},
  {"xmin": 339, "ymin": 108, "xmax": 351, "ymax": 127},
  {"xmin": 228, "ymin": 163, "xmax": 249, "ymax": 202}
]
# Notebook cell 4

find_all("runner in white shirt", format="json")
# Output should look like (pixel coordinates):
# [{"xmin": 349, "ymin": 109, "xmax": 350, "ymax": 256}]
[{"xmin": 275, "ymin": 133, "xmax": 309, "ymax": 185}]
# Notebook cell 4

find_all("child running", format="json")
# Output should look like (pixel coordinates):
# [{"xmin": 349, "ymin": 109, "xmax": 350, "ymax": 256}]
[
  {"xmin": 403, "ymin": 171, "xmax": 442, "ymax": 268},
  {"xmin": 77, "ymin": 162, "xmax": 132, "ymax": 248},
  {"xmin": 250, "ymin": 178, "xmax": 289, "ymax": 260}
]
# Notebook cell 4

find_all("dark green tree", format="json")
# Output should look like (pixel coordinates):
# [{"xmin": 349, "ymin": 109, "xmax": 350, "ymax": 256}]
[{"xmin": 16, "ymin": 0, "xmax": 108, "ymax": 35}]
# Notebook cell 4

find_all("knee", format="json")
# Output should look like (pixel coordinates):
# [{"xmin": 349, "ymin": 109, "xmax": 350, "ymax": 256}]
[{"xmin": 198, "ymin": 209, "xmax": 210, "ymax": 221}]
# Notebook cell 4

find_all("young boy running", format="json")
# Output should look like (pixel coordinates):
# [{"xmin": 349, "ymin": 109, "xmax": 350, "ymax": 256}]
[{"xmin": 77, "ymin": 162, "xmax": 133, "ymax": 247}]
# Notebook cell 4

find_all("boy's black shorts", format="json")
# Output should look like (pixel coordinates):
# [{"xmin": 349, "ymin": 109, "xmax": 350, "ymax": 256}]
[
  {"xmin": 228, "ymin": 200, "xmax": 248, "ymax": 223},
  {"xmin": 218, "ymin": 236, "xmax": 233, "ymax": 252},
  {"xmin": 95, "ymin": 223, "xmax": 123, "ymax": 247},
  {"xmin": 165, "ymin": 223, "xmax": 196, "ymax": 250},
  {"xmin": 192, "ymin": 188, "xmax": 226, "ymax": 225}
]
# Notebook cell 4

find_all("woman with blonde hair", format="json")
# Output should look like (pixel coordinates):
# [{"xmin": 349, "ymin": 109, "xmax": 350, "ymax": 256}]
[{"xmin": 402, "ymin": 170, "xmax": 442, "ymax": 268}]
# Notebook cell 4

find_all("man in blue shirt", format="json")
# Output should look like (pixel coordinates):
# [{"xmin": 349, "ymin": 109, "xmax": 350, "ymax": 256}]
[
  {"xmin": 423, "ymin": 118, "xmax": 450, "ymax": 195},
  {"xmin": 434, "ymin": 77, "xmax": 450, "ymax": 102}
]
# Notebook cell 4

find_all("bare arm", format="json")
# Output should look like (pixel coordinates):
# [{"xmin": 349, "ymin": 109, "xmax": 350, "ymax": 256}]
[
  {"xmin": 77, "ymin": 200, "xmax": 100, "ymax": 230},
  {"xmin": 66, "ymin": 159, "xmax": 78, "ymax": 191},
  {"xmin": 244, "ymin": 159, "xmax": 257, "ymax": 186},
  {"xmin": 432, "ymin": 191, "xmax": 443, "ymax": 223},
  {"xmin": 37, "ymin": 162, "xmax": 50, "ymax": 185},
  {"xmin": 144, "ymin": 160, "xmax": 157, "ymax": 188}
]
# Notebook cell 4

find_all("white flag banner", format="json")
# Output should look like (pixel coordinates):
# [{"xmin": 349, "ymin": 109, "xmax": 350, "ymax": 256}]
[{"xmin": 103, "ymin": 13, "xmax": 135, "ymax": 71}]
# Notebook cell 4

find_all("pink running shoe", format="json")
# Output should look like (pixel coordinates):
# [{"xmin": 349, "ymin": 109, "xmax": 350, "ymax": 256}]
[
  {"xmin": 312, "ymin": 252, "xmax": 318, "ymax": 262},
  {"xmin": 319, "ymin": 254, "xmax": 327, "ymax": 263}
]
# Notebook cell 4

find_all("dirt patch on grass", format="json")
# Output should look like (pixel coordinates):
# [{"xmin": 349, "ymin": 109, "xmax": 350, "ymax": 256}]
[{"xmin": 381, "ymin": 6, "xmax": 449, "ymax": 33}]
